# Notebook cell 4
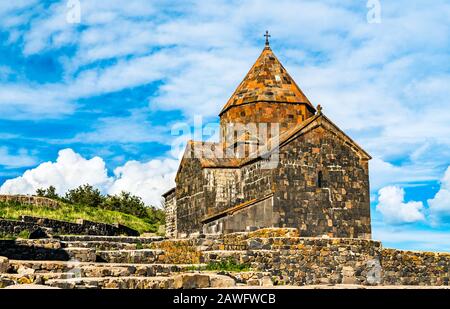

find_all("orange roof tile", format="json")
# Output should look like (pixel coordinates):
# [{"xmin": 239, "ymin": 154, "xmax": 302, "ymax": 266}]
[{"xmin": 220, "ymin": 46, "xmax": 315, "ymax": 115}]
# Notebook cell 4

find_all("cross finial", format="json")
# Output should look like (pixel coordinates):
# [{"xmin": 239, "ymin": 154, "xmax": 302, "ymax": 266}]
[
  {"xmin": 264, "ymin": 30, "xmax": 271, "ymax": 46},
  {"xmin": 317, "ymin": 104, "xmax": 323, "ymax": 115}
]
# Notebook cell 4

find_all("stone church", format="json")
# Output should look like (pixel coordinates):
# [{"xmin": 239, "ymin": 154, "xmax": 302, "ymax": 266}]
[{"xmin": 163, "ymin": 34, "xmax": 372, "ymax": 239}]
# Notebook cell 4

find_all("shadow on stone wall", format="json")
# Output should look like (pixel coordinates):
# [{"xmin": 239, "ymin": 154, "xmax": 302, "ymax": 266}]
[
  {"xmin": 0, "ymin": 240, "xmax": 71, "ymax": 261},
  {"xmin": 0, "ymin": 216, "xmax": 139, "ymax": 237}
]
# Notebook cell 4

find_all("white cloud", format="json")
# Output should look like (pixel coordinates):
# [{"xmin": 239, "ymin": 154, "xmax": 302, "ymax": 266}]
[
  {"xmin": 0, "ymin": 147, "xmax": 37, "ymax": 169},
  {"xmin": 372, "ymin": 224, "xmax": 450, "ymax": 252},
  {"xmin": 66, "ymin": 109, "xmax": 168, "ymax": 144},
  {"xmin": 0, "ymin": 0, "xmax": 448, "ymax": 194},
  {"xmin": 0, "ymin": 148, "xmax": 177, "ymax": 207},
  {"xmin": 108, "ymin": 158, "xmax": 178, "ymax": 207},
  {"xmin": 0, "ymin": 84, "xmax": 75, "ymax": 120},
  {"xmin": 428, "ymin": 166, "xmax": 450, "ymax": 223},
  {"xmin": 0, "ymin": 0, "xmax": 38, "ymax": 29},
  {"xmin": 369, "ymin": 157, "xmax": 437, "ymax": 191},
  {"xmin": 376, "ymin": 186, "xmax": 425, "ymax": 224},
  {"xmin": 0, "ymin": 149, "xmax": 112, "ymax": 196}
]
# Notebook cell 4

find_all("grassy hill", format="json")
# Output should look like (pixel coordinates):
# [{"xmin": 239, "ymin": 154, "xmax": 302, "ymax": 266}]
[{"xmin": 0, "ymin": 201, "xmax": 162, "ymax": 235}]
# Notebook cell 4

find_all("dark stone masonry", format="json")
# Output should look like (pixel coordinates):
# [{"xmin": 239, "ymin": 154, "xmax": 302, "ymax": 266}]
[
  {"xmin": 164, "ymin": 40, "xmax": 371, "ymax": 239},
  {"xmin": 0, "ymin": 228, "xmax": 449, "ymax": 288},
  {"xmin": 0, "ymin": 195, "xmax": 60, "ymax": 209},
  {"xmin": 0, "ymin": 39, "xmax": 447, "ymax": 289},
  {"xmin": 0, "ymin": 216, "xmax": 139, "ymax": 237}
]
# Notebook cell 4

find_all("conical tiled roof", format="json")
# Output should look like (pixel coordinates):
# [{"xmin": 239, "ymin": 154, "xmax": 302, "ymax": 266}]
[{"xmin": 220, "ymin": 45, "xmax": 315, "ymax": 115}]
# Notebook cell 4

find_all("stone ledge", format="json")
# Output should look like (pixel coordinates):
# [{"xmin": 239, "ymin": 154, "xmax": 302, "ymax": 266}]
[
  {"xmin": 96, "ymin": 249, "xmax": 166, "ymax": 264},
  {"xmin": 58, "ymin": 235, "xmax": 163, "ymax": 243},
  {"xmin": 46, "ymin": 276, "xmax": 175, "ymax": 289}
]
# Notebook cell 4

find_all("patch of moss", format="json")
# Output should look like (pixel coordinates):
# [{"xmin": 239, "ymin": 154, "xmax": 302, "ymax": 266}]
[
  {"xmin": 0, "ymin": 233, "xmax": 16, "ymax": 240},
  {"xmin": 205, "ymin": 258, "xmax": 251, "ymax": 272},
  {"xmin": 17, "ymin": 229, "xmax": 31, "ymax": 239}
]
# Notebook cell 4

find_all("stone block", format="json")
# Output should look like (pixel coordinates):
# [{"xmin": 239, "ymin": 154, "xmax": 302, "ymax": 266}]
[
  {"xmin": 342, "ymin": 266, "xmax": 357, "ymax": 284},
  {"xmin": 17, "ymin": 265, "xmax": 35, "ymax": 276},
  {"xmin": 0, "ymin": 256, "xmax": 9, "ymax": 273},
  {"xmin": 209, "ymin": 274, "xmax": 236, "ymax": 288},
  {"xmin": 261, "ymin": 276, "xmax": 274, "ymax": 287},
  {"xmin": 0, "ymin": 276, "xmax": 16, "ymax": 288},
  {"xmin": 173, "ymin": 274, "xmax": 211, "ymax": 289}
]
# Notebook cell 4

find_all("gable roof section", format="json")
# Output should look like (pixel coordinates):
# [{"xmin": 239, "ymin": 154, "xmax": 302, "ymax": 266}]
[
  {"xmin": 175, "ymin": 113, "xmax": 371, "ymax": 174},
  {"xmin": 175, "ymin": 141, "xmax": 241, "ymax": 180},
  {"xmin": 276, "ymin": 113, "xmax": 372, "ymax": 161},
  {"xmin": 220, "ymin": 46, "xmax": 315, "ymax": 115}
]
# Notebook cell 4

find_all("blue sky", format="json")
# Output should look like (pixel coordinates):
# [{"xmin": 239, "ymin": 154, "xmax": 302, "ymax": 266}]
[{"xmin": 0, "ymin": 0, "xmax": 450, "ymax": 251}]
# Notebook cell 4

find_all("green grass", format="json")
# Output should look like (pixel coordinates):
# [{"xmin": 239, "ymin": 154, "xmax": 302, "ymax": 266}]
[
  {"xmin": 0, "ymin": 233, "xmax": 17, "ymax": 240},
  {"xmin": 205, "ymin": 259, "xmax": 251, "ymax": 272},
  {"xmin": 0, "ymin": 201, "xmax": 158, "ymax": 235},
  {"xmin": 17, "ymin": 229, "xmax": 31, "ymax": 239}
]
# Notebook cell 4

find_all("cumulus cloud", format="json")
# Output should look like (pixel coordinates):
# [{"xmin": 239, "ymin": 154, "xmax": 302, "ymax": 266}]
[
  {"xmin": 376, "ymin": 186, "xmax": 425, "ymax": 224},
  {"xmin": 428, "ymin": 166, "xmax": 450, "ymax": 223},
  {"xmin": 0, "ymin": 148, "xmax": 177, "ymax": 207},
  {"xmin": 108, "ymin": 159, "xmax": 178, "ymax": 207},
  {"xmin": 0, "ymin": 149, "xmax": 112, "ymax": 195}
]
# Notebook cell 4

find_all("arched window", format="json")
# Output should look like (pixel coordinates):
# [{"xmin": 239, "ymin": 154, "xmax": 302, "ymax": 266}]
[{"xmin": 318, "ymin": 171, "xmax": 323, "ymax": 188}]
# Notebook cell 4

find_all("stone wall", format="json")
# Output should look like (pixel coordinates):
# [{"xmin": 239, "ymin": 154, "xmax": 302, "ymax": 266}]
[
  {"xmin": 0, "ymin": 238, "xmax": 96, "ymax": 262},
  {"xmin": 175, "ymin": 154, "xmax": 205, "ymax": 235},
  {"xmin": 163, "ymin": 189, "xmax": 177, "ymax": 238},
  {"xmin": 0, "ymin": 239, "xmax": 70, "ymax": 261},
  {"xmin": 204, "ymin": 236, "xmax": 382, "ymax": 286},
  {"xmin": 197, "ymin": 229, "xmax": 450, "ymax": 286},
  {"xmin": 220, "ymin": 102, "xmax": 314, "ymax": 139},
  {"xmin": 0, "ymin": 195, "xmax": 60, "ymax": 208},
  {"xmin": 0, "ymin": 216, "xmax": 139, "ymax": 237},
  {"xmin": 203, "ymin": 195, "xmax": 276, "ymax": 234},
  {"xmin": 203, "ymin": 168, "xmax": 242, "ymax": 217},
  {"xmin": 0, "ymin": 219, "xmax": 39, "ymax": 236},
  {"xmin": 1, "ymin": 227, "xmax": 449, "ymax": 287},
  {"xmin": 273, "ymin": 120, "xmax": 372, "ymax": 239},
  {"xmin": 382, "ymin": 248, "xmax": 450, "ymax": 285},
  {"xmin": 169, "ymin": 117, "xmax": 371, "ymax": 238}
]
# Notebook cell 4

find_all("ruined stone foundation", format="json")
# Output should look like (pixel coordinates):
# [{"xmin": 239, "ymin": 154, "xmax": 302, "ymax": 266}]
[{"xmin": 1, "ymin": 228, "xmax": 449, "ymax": 288}]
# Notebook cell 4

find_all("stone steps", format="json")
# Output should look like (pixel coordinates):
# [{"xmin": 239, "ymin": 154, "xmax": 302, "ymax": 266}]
[
  {"xmin": 202, "ymin": 250, "xmax": 249, "ymax": 264},
  {"xmin": 1, "ymin": 272, "xmax": 76, "ymax": 281},
  {"xmin": 5, "ymin": 258, "xmax": 274, "ymax": 288},
  {"xmin": 58, "ymin": 235, "xmax": 163, "ymax": 244},
  {"xmin": 223, "ymin": 237, "xmax": 382, "ymax": 251},
  {"xmin": 96, "ymin": 249, "xmax": 166, "ymax": 264},
  {"xmin": 45, "ymin": 273, "xmax": 238, "ymax": 289},
  {"xmin": 9, "ymin": 260, "xmax": 205, "ymax": 276},
  {"xmin": 62, "ymin": 241, "xmax": 138, "ymax": 250},
  {"xmin": 46, "ymin": 276, "xmax": 175, "ymax": 289},
  {"xmin": 63, "ymin": 248, "xmax": 97, "ymax": 262}
]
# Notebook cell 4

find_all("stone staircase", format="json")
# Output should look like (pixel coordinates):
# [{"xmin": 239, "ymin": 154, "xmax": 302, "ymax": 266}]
[
  {"xmin": 2, "ymin": 228, "xmax": 415, "ymax": 289},
  {"xmin": 0, "ymin": 234, "xmax": 274, "ymax": 289}
]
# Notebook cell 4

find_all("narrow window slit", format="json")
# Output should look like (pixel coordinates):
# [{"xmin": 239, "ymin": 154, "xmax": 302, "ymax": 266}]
[{"xmin": 318, "ymin": 171, "xmax": 323, "ymax": 188}]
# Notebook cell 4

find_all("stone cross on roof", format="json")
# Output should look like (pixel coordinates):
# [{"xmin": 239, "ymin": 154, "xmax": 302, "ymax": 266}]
[
  {"xmin": 317, "ymin": 104, "xmax": 323, "ymax": 115},
  {"xmin": 264, "ymin": 30, "xmax": 271, "ymax": 46}
]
